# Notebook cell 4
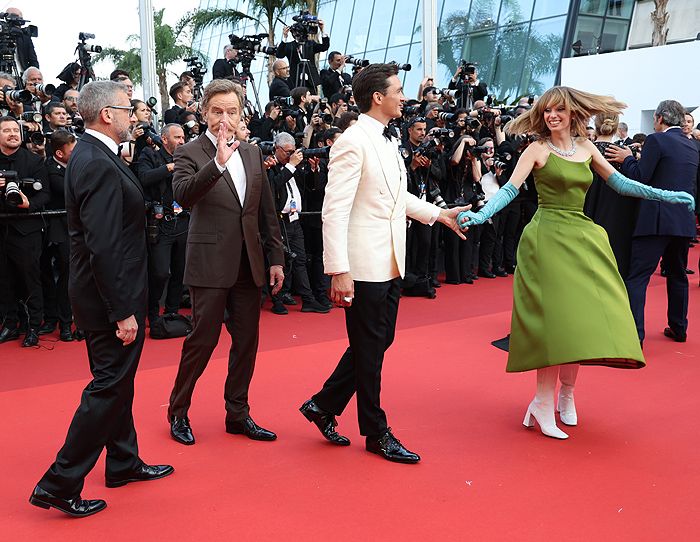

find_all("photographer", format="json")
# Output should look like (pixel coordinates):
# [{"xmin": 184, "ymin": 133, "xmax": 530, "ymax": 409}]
[
  {"xmin": 320, "ymin": 52, "xmax": 351, "ymax": 98},
  {"xmin": 403, "ymin": 117, "xmax": 447, "ymax": 296},
  {"xmin": 39, "ymin": 130, "xmax": 75, "ymax": 342},
  {"xmin": 266, "ymin": 131, "xmax": 329, "ymax": 315},
  {"xmin": 4, "ymin": 8, "xmax": 39, "ymax": 72},
  {"xmin": 269, "ymin": 59, "xmax": 292, "ymax": 101},
  {"xmin": 53, "ymin": 62, "xmax": 81, "ymax": 101},
  {"xmin": 284, "ymin": 86, "xmax": 313, "ymax": 134},
  {"xmin": 0, "ymin": 71, "xmax": 24, "ymax": 118},
  {"xmin": 249, "ymin": 101, "xmax": 283, "ymax": 141},
  {"xmin": 136, "ymin": 123, "xmax": 188, "ymax": 329},
  {"xmin": 276, "ymin": 14, "xmax": 329, "ymax": 92},
  {"xmin": 42, "ymin": 102, "xmax": 69, "ymax": 156},
  {"xmin": 448, "ymin": 62, "xmax": 487, "ymax": 110},
  {"xmin": 164, "ymin": 81, "xmax": 197, "ymax": 125},
  {"xmin": 212, "ymin": 45, "xmax": 239, "ymax": 80},
  {"xmin": 0, "ymin": 115, "xmax": 50, "ymax": 346},
  {"xmin": 62, "ymin": 89, "xmax": 79, "ymax": 121},
  {"xmin": 21, "ymin": 66, "xmax": 49, "ymax": 113}
]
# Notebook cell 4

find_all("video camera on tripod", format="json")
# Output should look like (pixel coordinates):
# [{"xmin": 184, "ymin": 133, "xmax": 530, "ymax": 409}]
[
  {"xmin": 184, "ymin": 56, "xmax": 206, "ymax": 100},
  {"xmin": 228, "ymin": 34, "xmax": 277, "ymax": 66},
  {"xmin": 75, "ymin": 32, "xmax": 101, "ymax": 90},
  {"xmin": 0, "ymin": 12, "xmax": 38, "ymax": 79},
  {"xmin": 289, "ymin": 11, "xmax": 320, "ymax": 41}
]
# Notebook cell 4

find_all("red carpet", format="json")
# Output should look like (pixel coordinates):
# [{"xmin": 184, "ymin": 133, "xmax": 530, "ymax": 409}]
[{"xmin": 1, "ymin": 268, "xmax": 699, "ymax": 541}]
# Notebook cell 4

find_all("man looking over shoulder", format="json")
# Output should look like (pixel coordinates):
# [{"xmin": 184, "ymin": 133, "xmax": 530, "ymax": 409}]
[{"xmin": 299, "ymin": 64, "xmax": 468, "ymax": 463}]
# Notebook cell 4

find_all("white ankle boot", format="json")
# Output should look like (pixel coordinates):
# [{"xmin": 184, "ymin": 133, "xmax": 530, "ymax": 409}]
[
  {"xmin": 557, "ymin": 364, "xmax": 579, "ymax": 426},
  {"xmin": 523, "ymin": 366, "xmax": 568, "ymax": 439}
]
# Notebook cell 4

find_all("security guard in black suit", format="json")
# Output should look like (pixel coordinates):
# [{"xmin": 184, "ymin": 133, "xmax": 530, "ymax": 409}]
[
  {"xmin": 136, "ymin": 123, "xmax": 188, "ymax": 326},
  {"xmin": 39, "ymin": 130, "xmax": 76, "ymax": 341},
  {"xmin": 0, "ymin": 115, "xmax": 50, "ymax": 347}
]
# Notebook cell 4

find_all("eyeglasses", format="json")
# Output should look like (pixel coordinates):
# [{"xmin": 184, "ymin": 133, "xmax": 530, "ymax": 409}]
[
  {"xmin": 64, "ymin": 96, "xmax": 78, "ymax": 102},
  {"xmin": 104, "ymin": 105, "xmax": 134, "ymax": 117},
  {"xmin": 278, "ymin": 147, "xmax": 296, "ymax": 156}
]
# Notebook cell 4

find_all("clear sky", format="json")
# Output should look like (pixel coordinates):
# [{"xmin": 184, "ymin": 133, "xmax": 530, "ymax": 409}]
[{"xmin": 4, "ymin": 0, "xmax": 201, "ymax": 98}]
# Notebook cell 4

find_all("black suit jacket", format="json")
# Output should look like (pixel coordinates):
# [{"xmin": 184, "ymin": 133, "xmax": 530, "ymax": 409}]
[
  {"xmin": 269, "ymin": 77, "xmax": 292, "ymax": 101},
  {"xmin": 320, "ymin": 68, "xmax": 351, "ymax": 98},
  {"xmin": 621, "ymin": 127, "xmax": 698, "ymax": 238},
  {"xmin": 164, "ymin": 105, "xmax": 185, "ymax": 124},
  {"xmin": 212, "ymin": 58, "xmax": 238, "ymax": 80},
  {"xmin": 136, "ymin": 145, "xmax": 175, "ymax": 210},
  {"xmin": 276, "ymin": 37, "xmax": 330, "ymax": 90},
  {"xmin": 0, "ymin": 146, "xmax": 50, "ymax": 235},
  {"xmin": 12, "ymin": 27, "xmax": 39, "ymax": 71},
  {"xmin": 65, "ymin": 133, "xmax": 148, "ymax": 330},
  {"xmin": 44, "ymin": 156, "xmax": 69, "ymax": 243}
]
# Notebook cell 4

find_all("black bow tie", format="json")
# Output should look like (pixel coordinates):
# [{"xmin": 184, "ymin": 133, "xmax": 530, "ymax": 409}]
[{"xmin": 383, "ymin": 126, "xmax": 393, "ymax": 141}]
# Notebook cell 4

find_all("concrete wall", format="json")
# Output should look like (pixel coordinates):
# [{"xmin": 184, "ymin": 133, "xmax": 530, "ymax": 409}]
[{"xmin": 560, "ymin": 40, "xmax": 699, "ymax": 135}]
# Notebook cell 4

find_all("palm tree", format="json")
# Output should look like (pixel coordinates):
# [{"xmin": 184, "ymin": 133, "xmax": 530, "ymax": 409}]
[
  {"xmin": 651, "ymin": 0, "xmax": 669, "ymax": 46},
  {"xmin": 181, "ymin": 0, "xmax": 308, "ymax": 82},
  {"xmin": 96, "ymin": 8, "xmax": 200, "ymax": 110}
]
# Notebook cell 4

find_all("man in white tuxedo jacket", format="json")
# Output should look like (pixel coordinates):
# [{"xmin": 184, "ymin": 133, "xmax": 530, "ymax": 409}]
[{"xmin": 299, "ymin": 64, "xmax": 467, "ymax": 463}]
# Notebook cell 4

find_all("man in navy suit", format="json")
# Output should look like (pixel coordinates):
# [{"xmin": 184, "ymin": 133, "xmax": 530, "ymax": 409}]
[{"xmin": 607, "ymin": 100, "xmax": 699, "ymax": 343}]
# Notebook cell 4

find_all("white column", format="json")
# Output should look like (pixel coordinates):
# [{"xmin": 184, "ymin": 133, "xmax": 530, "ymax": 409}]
[
  {"xmin": 139, "ymin": 0, "xmax": 159, "ymax": 125},
  {"xmin": 421, "ymin": 0, "xmax": 438, "ymax": 80}
]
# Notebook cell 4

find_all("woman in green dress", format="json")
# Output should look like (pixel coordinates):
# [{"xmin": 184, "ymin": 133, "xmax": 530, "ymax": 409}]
[{"xmin": 458, "ymin": 87, "xmax": 695, "ymax": 439}]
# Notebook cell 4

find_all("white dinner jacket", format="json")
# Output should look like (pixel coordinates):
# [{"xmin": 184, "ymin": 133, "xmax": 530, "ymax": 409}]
[{"xmin": 322, "ymin": 114, "xmax": 439, "ymax": 282}]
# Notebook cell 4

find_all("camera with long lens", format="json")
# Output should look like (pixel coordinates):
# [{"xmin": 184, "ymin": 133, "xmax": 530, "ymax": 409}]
[
  {"xmin": 256, "ymin": 141, "xmax": 275, "ymax": 156},
  {"xmin": 470, "ymin": 144, "xmax": 492, "ymax": 158},
  {"xmin": 22, "ymin": 130, "xmax": 44, "ymax": 146},
  {"xmin": 429, "ymin": 186, "xmax": 448, "ymax": 210},
  {"xmin": 72, "ymin": 114, "xmax": 85, "ymax": 135},
  {"xmin": 229, "ymin": 34, "xmax": 277, "ymax": 57},
  {"xmin": 440, "ymin": 88, "xmax": 460, "ymax": 100},
  {"xmin": 388, "ymin": 61, "xmax": 411, "ymax": 72},
  {"xmin": 2, "ymin": 86, "xmax": 30, "ymax": 105},
  {"xmin": 493, "ymin": 151, "xmax": 512, "ymax": 171},
  {"xmin": 272, "ymin": 95, "xmax": 293, "ymax": 107},
  {"xmin": 146, "ymin": 96, "xmax": 158, "ymax": 115},
  {"xmin": 437, "ymin": 112, "xmax": 457, "ymax": 122},
  {"xmin": 302, "ymin": 146, "xmax": 330, "ymax": 159},
  {"xmin": 33, "ymin": 83, "xmax": 55, "ymax": 96},
  {"xmin": 0, "ymin": 170, "xmax": 42, "ymax": 207},
  {"xmin": 281, "ymin": 107, "xmax": 305, "ymax": 120},
  {"xmin": 289, "ymin": 11, "xmax": 319, "ymax": 41},
  {"xmin": 345, "ymin": 55, "xmax": 369, "ymax": 68},
  {"xmin": 137, "ymin": 122, "xmax": 163, "ymax": 147},
  {"xmin": 458, "ymin": 59, "xmax": 476, "ymax": 78},
  {"xmin": 78, "ymin": 32, "xmax": 101, "ymax": 52},
  {"xmin": 317, "ymin": 99, "xmax": 334, "ymax": 124},
  {"xmin": 20, "ymin": 111, "xmax": 42, "ymax": 123}
]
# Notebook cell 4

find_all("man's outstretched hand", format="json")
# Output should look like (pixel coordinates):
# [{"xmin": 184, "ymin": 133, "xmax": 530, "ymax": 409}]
[{"xmin": 437, "ymin": 205, "xmax": 471, "ymax": 240}]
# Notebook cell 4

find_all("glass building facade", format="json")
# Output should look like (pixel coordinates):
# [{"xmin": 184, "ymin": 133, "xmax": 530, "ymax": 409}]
[{"xmin": 192, "ymin": 0, "xmax": 638, "ymax": 104}]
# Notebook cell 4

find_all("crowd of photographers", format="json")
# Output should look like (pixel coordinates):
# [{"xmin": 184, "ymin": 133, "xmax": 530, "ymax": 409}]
[{"xmin": 3, "ymin": 7, "xmax": 691, "ymax": 348}]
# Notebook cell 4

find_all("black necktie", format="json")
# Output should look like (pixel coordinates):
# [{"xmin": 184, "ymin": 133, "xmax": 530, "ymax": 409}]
[
  {"xmin": 383, "ymin": 126, "xmax": 393, "ymax": 141},
  {"xmin": 117, "ymin": 144, "xmax": 123, "ymax": 156}
]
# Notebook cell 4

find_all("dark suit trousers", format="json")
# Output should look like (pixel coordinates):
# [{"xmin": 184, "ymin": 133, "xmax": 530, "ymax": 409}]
[
  {"xmin": 40, "ymin": 240, "xmax": 72, "ymax": 325},
  {"xmin": 147, "ymin": 217, "xmax": 188, "ymax": 321},
  {"xmin": 625, "ymin": 235, "xmax": 689, "ymax": 341},
  {"xmin": 277, "ymin": 219, "xmax": 314, "ymax": 302},
  {"xmin": 169, "ymin": 249, "xmax": 261, "ymax": 423},
  {"xmin": 38, "ymin": 324, "xmax": 144, "ymax": 498},
  {"xmin": 0, "ymin": 228, "xmax": 43, "ymax": 328},
  {"xmin": 313, "ymin": 278, "xmax": 400, "ymax": 437}
]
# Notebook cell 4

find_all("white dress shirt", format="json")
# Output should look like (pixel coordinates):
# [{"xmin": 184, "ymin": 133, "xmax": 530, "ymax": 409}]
[
  {"xmin": 85, "ymin": 128, "xmax": 120, "ymax": 155},
  {"xmin": 281, "ymin": 163, "xmax": 302, "ymax": 221},
  {"xmin": 207, "ymin": 130, "xmax": 247, "ymax": 205}
]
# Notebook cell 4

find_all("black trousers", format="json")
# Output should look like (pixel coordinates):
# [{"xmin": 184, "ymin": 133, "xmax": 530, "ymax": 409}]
[
  {"xmin": 625, "ymin": 235, "xmax": 690, "ymax": 341},
  {"xmin": 147, "ymin": 217, "xmax": 188, "ymax": 322},
  {"xmin": 313, "ymin": 278, "xmax": 400, "ymax": 437},
  {"xmin": 38, "ymin": 322, "xmax": 145, "ymax": 498},
  {"xmin": 40, "ymin": 239, "xmax": 72, "ymax": 326},
  {"xmin": 494, "ymin": 201, "xmax": 520, "ymax": 270},
  {"xmin": 407, "ymin": 221, "xmax": 438, "ymax": 278},
  {"xmin": 277, "ymin": 218, "xmax": 314, "ymax": 302},
  {"xmin": 444, "ymin": 228, "xmax": 474, "ymax": 282},
  {"xmin": 0, "ymin": 227, "xmax": 43, "ymax": 328},
  {"xmin": 476, "ymin": 215, "xmax": 500, "ymax": 273},
  {"xmin": 302, "ymin": 222, "xmax": 329, "ymax": 300},
  {"xmin": 169, "ymin": 250, "xmax": 261, "ymax": 423}
]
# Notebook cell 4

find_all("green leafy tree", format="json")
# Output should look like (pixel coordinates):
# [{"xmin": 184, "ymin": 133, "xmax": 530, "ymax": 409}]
[
  {"xmin": 180, "ymin": 0, "xmax": 309, "ymax": 83},
  {"xmin": 96, "ymin": 8, "xmax": 201, "ymax": 112}
]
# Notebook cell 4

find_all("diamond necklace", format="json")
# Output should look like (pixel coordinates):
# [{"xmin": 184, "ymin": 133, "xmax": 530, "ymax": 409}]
[{"xmin": 546, "ymin": 137, "xmax": 576, "ymax": 157}]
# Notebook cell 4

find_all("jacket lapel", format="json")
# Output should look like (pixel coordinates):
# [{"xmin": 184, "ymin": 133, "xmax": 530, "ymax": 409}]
[
  {"xmin": 198, "ymin": 133, "xmax": 242, "ymax": 208},
  {"xmin": 356, "ymin": 123, "xmax": 399, "ymax": 202},
  {"xmin": 81, "ymin": 133, "xmax": 145, "ymax": 197}
]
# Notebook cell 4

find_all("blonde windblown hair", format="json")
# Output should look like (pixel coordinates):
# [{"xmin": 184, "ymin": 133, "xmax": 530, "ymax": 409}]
[{"xmin": 505, "ymin": 86, "xmax": 626, "ymax": 139}]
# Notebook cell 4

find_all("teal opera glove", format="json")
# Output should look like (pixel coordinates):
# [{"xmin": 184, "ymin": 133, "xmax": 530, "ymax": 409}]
[
  {"xmin": 607, "ymin": 171, "xmax": 695, "ymax": 212},
  {"xmin": 458, "ymin": 182, "xmax": 519, "ymax": 229}
]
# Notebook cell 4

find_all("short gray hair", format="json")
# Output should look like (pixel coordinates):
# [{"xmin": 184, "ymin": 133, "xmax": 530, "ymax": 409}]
[
  {"xmin": 223, "ymin": 44, "xmax": 233, "ymax": 54},
  {"xmin": 655, "ymin": 100, "xmax": 686, "ymax": 127},
  {"xmin": 161, "ymin": 122, "xmax": 183, "ymax": 138},
  {"xmin": 274, "ymin": 132, "xmax": 295, "ymax": 148},
  {"xmin": 618, "ymin": 122, "xmax": 628, "ymax": 132},
  {"xmin": 78, "ymin": 80, "xmax": 128, "ymax": 124},
  {"xmin": 22, "ymin": 66, "xmax": 41, "ymax": 84},
  {"xmin": 201, "ymin": 78, "xmax": 244, "ymax": 114},
  {"xmin": 0, "ymin": 72, "xmax": 14, "ymax": 83}
]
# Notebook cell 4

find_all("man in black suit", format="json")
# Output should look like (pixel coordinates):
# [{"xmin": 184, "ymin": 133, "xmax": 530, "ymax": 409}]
[
  {"xmin": 38, "ymin": 130, "xmax": 76, "ymax": 342},
  {"xmin": 607, "ymin": 100, "xmax": 699, "ymax": 343},
  {"xmin": 276, "ymin": 20, "xmax": 329, "ymax": 92},
  {"xmin": 212, "ymin": 45, "xmax": 239, "ymax": 80},
  {"xmin": 268, "ymin": 59, "xmax": 292, "ymax": 101},
  {"xmin": 5, "ymin": 7, "xmax": 39, "ymax": 71},
  {"xmin": 30, "ymin": 81, "xmax": 173, "ymax": 518},
  {"xmin": 164, "ymin": 82, "xmax": 196, "ymax": 125},
  {"xmin": 320, "ymin": 51, "xmax": 351, "ymax": 98},
  {"xmin": 136, "ymin": 123, "xmax": 188, "ymax": 327},
  {"xmin": 615, "ymin": 122, "xmax": 634, "ymax": 146},
  {"xmin": 0, "ymin": 116, "xmax": 50, "ymax": 347}
]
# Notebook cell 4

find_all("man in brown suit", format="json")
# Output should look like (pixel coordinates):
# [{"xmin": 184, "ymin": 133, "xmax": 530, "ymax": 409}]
[{"xmin": 168, "ymin": 79, "xmax": 284, "ymax": 445}]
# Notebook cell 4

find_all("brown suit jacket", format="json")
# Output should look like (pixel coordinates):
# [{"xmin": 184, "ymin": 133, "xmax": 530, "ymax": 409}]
[{"xmin": 173, "ymin": 134, "xmax": 284, "ymax": 288}]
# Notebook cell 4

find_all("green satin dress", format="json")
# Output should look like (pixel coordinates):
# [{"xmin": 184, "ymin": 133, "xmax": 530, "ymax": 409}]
[{"xmin": 506, "ymin": 153, "xmax": 646, "ymax": 372}]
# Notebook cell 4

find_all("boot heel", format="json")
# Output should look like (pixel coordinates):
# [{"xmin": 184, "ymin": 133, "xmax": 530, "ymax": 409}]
[
  {"xmin": 523, "ymin": 408, "xmax": 534, "ymax": 428},
  {"xmin": 29, "ymin": 497, "xmax": 50, "ymax": 509}
]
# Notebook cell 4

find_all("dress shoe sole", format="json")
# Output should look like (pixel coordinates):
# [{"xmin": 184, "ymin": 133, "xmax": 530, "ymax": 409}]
[
  {"xmin": 226, "ymin": 428, "xmax": 277, "ymax": 441},
  {"xmin": 105, "ymin": 467, "xmax": 174, "ymax": 488},
  {"xmin": 29, "ymin": 496, "xmax": 107, "ymax": 517},
  {"xmin": 366, "ymin": 447, "xmax": 420, "ymax": 464},
  {"xmin": 300, "ymin": 307, "xmax": 331, "ymax": 313},
  {"xmin": 299, "ymin": 407, "xmax": 351, "ymax": 446}
]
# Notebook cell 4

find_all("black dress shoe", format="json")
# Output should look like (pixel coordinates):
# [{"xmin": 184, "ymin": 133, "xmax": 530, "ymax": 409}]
[
  {"xmin": 226, "ymin": 416, "xmax": 277, "ymax": 441},
  {"xmin": 663, "ymin": 327, "xmax": 687, "ymax": 342},
  {"xmin": 478, "ymin": 270, "xmax": 497, "ymax": 279},
  {"xmin": 38, "ymin": 321, "xmax": 57, "ymax": 335},
  {"xmin": 444, "ymin": 279, "xmax": 460, "ymax": 285},
  {"xmin": 59, "ymin": 324, "xmax": 74, "ymax": 342},
  {"xmin": 469, "ymin": 273, "xmax": 479, "ymax": 281},
  {"xmin": 271, "ymin": 301, "xmax": 288, "ymax": 315},
  {"xmin": 494, "ymin": 268, "xmax": 509, "ymax": 277},
  {"xmin": 73, "ymin": 329, "xmax": 86, "ymax": 341},
  {"xmin": 22, "ymin": 329, "xmax": 39, "ymax": 347},
  {"xmin": 105, "ymin": 463, "xmax": 174, "ymax": 488},
  {"xmin": 461, "ymin": 276, "xmax": 474, "ymax": 284},
  {"xmin": 280, "ymin": 293, "xmax": 297, "ymax": 305},
  {"xmin": 686, "ymin": 268, "xmax": 695, "ymax": 274},
  {"xmin": 366, "ymin": 430, "xmax": 420, "ymax": 464},
  {"xmin": 170, "ymin": 416, "xmax": 195, "ymax": 445},
  {"xmin": 29, "ymin": 485, "xmax": 106, "ymax": 517},
  {"xmin": 0, "ymin": 326, "xmax": 20, "ymax": 343},
  {"xmin": 301, "ymin": 300, "xmax": 331, "ymax": 313},
  {"xmin": 430, "ymin": 278, "xmax": 441, "ymax": 288},
  {"xmin": 505, "ymin": 265, "xmax": 516, "ymax": 274},
  {"xmin": 316, "ymin": 295, "xmax": 333, "ymax": 310},
  {"xmin": 299, "ymin": 399, "xmax": 350, "ymax": 446}
]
